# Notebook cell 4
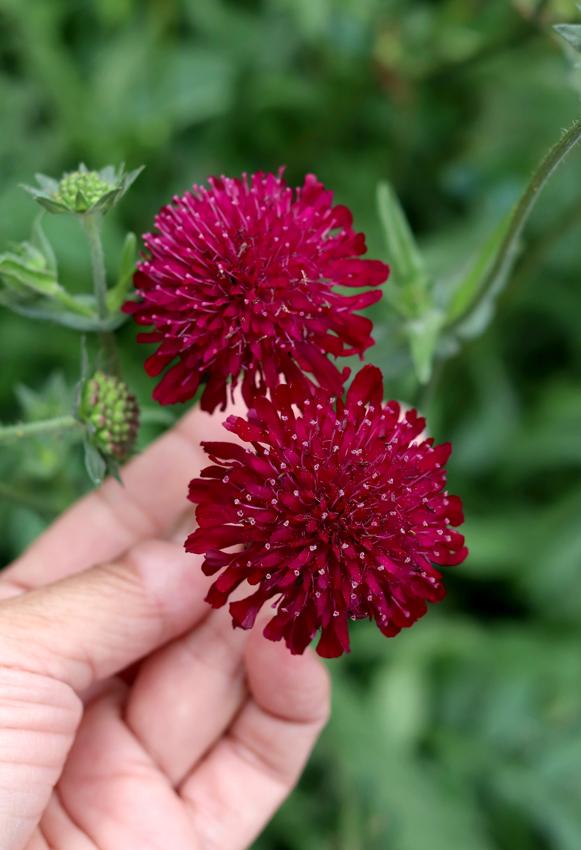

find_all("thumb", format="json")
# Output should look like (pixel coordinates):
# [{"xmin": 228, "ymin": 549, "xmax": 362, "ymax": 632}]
[
  {"xmin": 0, "ymin": 538, "xmax": 208, "ymax": 692},
  {"xmin": 0, "ymin": 539, "xmax": 207, "ymax": 850}
]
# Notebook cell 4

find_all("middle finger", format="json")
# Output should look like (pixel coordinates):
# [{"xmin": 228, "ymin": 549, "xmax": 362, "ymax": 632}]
[{"xmin": 124, "ymin": 604, "xmax": 251, "ymax": 785}]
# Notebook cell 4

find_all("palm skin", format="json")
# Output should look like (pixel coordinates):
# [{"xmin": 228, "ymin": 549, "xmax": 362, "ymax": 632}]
[{"xmin": 0, "ymin": 405, "xmax": 330, "ymax": 850}]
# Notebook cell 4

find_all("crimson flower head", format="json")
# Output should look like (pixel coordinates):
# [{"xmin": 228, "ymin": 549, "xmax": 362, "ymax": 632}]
[
  {"xmin": 185, "ymin": 365, "xmax": 468, "ymax": 658},
  {"xmin": 125, "ymin": 170, "xmax": 389, "ymax": 412}
]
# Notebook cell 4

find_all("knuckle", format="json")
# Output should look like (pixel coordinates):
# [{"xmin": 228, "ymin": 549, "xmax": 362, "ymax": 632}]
[{"xmin": 0, "ymin": 664, "xmax": 82, "ymax": 733}]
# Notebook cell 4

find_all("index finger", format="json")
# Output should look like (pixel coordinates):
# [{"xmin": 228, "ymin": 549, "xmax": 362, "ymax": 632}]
[{"xmin": 3, "ymin": 403, "xmax": 225, "ymax": 590}]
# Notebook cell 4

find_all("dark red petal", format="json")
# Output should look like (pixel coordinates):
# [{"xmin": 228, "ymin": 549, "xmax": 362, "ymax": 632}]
[
  {"xmin": 201, "ymin": 549, "xmax": 237, "ymax": 575},
  {"xmin": 152, "ymin": 363, "xmax": 200, "ymax": 405},
  {"xmin": 185, "ymin": 524, "xmax": 246, "ymax": 553},
  {"xmin": 346, "ymin": 364, "xmax": 384, "ymax": 409},
  {"xmin": 188, "ymin": 478, "xmax": 227, "ymax": 504},
  {"xmin": 316, "ymin": 623, "xmax": 347, "ymax": 658},
  {"xmin": 324, "ymin": 258, "xmax": 389, "ymax": 287},
  {"xmin": 224, "ymin": 415, "xmax": 264, "ymax": 442},
  {"xmin": 202, "ymin": 441, "xmax": 249, "ymax": 464},
  {"xmin": 294, "ymin": 342, "xmax": 345, "ymax": 395},
  {"xmin": 230, "ymin": 589, "xmax": 269, "ymax": 629}
]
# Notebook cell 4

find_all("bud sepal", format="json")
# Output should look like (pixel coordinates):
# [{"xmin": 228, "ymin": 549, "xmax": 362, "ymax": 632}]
[{"xmin": 22, "ymin": 163, "xmax": 144, "ymax": 216}]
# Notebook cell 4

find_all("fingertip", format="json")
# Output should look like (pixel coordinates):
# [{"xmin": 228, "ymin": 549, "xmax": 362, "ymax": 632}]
[{"xmin": 244, "ymin": 627, "xmax": 331, "ymax": 726}]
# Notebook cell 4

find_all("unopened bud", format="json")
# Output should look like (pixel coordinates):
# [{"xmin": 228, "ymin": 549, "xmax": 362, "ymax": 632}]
[{"xmin": 80, "ymin": 371, "xmax": 139, "ymax": 461}]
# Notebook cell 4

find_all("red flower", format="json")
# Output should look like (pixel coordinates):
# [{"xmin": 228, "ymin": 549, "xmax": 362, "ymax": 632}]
[
  {"xmin": 125, "ymin": 170, "xmax": 389, "ymax": 412},
  {"xmin": 185, "ymin": 365, "xmax": 467, "ymax": 658}
]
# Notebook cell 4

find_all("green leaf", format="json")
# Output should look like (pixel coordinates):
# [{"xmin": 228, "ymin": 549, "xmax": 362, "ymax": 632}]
[
  {"xmin": 21, "ymin": 163, "xmax": 145, "ymax": 216},
  {"xmin": 407, "ymin": 308, "xmax": 445, "ymax": 384},
  {"xmin": 445, "ymin": 211, "xmax": 513, "ymax": 326},
  {"xmin": 446, "ymin": 209, "xmax": 520, "ymax": 339},
  {"xmin": 30, "ymin": 215, "xmax": 58, "ymax": 276},
  {"xmin": 83, "ymin": 438, "xmax": 107, "ymax": 486},
  {"xmin": 121, "ymin": 165, "xmax": 145, "ymax": 192},
  {"xmin": 0, "ymin": 251, "xmax": 61, "ymax": 298},
  {"xmin": 3, "ymin": 299, "xmax": 127, "ymax": 331},
  {"xmin": 377, "ymin": 181, "xmax": 430, "ymax": 316},
  {"xmin": 107, "ymin": 231, "xmax": 137, "ymax": 312},
  {"xmin": 33, "ymin": 173, "xmax": 59, "ymax": 194},
  {"xmin": 376, "ymin": 182, "xmax": 444, "ymax": 382},
  {"xmin": 20, "ymin": 188, "xmax": 68, "ymax": 214},
  {"xmin": 554, "ymin": 23, "xmax": 581, "ymax": 54},
  {"xmin": 105, "ymin": 456, "xmax": 123, "ymax": 484},
  {"xmin": 14, "ymin": 373, "xmax": 72, "ymax": 421}
]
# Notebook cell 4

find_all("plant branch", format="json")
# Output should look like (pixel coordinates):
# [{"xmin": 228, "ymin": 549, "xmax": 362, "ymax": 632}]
[
  {"xmin": 0, "ymin": 415, "xmax": 80, "ymax": 444},
  {"xmin": 448, "ymin": 118, "xmax": 581, "ymax": 331},
  {"xmin": 82, "ymin": 213, "xmax": 108, "ymax": 320},
  {"xmin": 81, "ymin": 212, "xmax": 119, "ymax": 372}
]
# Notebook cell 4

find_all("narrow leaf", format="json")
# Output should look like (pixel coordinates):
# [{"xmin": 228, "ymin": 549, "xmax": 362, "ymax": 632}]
[
  {"xmin": 2, "ymin": 298, "xmax": 126, "ymax": 331},
  {"xmin": 445, "ymin": 212, "xmax": 512, "ymax": 324},
  {"xmin": 444, "ymin": 119, "xmax": 581, "ymax": 343},
  {"xmin": 0, "ymin": 252, "xmax": 61, "ymax": 298},
  {"xmin": 83, "ymin": 439, "xmax": 107, "ymax": 486},
  {"xmin": 377, "ymin": 181, "xmax": 427, "ymax": 288},
  {"xmin": 407, "ymin": 309, "xmax": 445, "ymax": 384},
  {"xmin": 554, "ymin": 23, "xmax": 581, "ymax": 53},
  {"xmin": 107, "ymin": 232, "xmax": 137, "ymax": 312},
  {"xmin": 30, "ymin": 215, "xmax": 57, "ymax": 276}
]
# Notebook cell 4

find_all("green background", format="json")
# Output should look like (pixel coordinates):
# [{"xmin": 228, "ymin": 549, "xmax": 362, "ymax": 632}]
[{"xmin": 1, "ymin": 1, "xmax": 581, "ymax": 847}]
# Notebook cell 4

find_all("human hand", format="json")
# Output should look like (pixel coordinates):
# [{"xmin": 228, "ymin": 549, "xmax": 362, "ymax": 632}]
[{"xmin": 0, "ymin": 406, "xmax": 330, "ymax": 850}]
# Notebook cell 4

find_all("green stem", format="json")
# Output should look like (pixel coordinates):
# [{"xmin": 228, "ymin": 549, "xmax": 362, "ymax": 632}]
[
  {"xmin": 0, "ymin": 415, "xmax": 80, "ymax": 444},
  {"xmin": 81, "ymin": 213, "xmax": 119, "ymax": 372},
  {"xmin": 54, "ymin": 288, "xmax": 96, "ymax": 318},
  {"xmin": 82, "ymin": 213, "xmax": 108, "ymax": 320},
  {"xmin": 448, "ymin": 118, "xmax": 581, "ymax": 331}
]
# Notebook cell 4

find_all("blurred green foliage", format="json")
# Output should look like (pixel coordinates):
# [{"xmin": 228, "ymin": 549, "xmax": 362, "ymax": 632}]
[{"xmin": 1, "ymin": 0, "xmax": 581, "ymax": 848}]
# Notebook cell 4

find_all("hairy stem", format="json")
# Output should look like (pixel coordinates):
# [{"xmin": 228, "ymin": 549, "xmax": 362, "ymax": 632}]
[
  {"xmin": 81, "ymin": 212, "xmax": 119, "ymax": 371},
  {"xmin": 0, "ymin": 415, "xmax": 80, "ymax": 444},
  {"xmin": 448, "ymin": 118, "xmax": 581, "ymax": 331},
  {"xmin": 82, "ymin": 213, "xmax": 108, "ymax": 320}
]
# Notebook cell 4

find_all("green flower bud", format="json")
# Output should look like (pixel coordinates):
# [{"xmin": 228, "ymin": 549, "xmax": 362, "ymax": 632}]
[
  {"xmin": 79, "ymin": 371, "xmax": 139, "ymax": 462},
  {"xmin": 54, "ymin": 170, "xmax": 112, "ymax": 213},
  {"xmin": 21, "ymin": 163, "xmax": 144, "ymax": 216}
]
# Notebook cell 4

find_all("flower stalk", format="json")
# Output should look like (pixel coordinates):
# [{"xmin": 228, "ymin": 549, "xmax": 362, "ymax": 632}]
[
  {"xmin": 447, "ymin": 117, "xmax": 581, "ymax": 331},
  {"xmin": 82, "ymin": 213, "xmax": 108, "ymax": 321},
  {"xmin": 0, "ymin": 415, "xmax": 80, "ymax": 444},
  {"xmin": 81, "ymin": 212, "xmax": 119, "ymax": 371}
]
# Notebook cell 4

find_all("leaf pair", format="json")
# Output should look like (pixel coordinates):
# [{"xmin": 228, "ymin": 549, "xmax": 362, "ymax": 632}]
[
  {"xmin": 378, "ymin": 111, "xmax": 581, "ymax": 388},
  {"xmin": 0, "ymin": 218, "xmax": 137, "ymax": 332},
  {"xmin": 377, "ymin": 183, "xmax": 511, "ymax": 386}
]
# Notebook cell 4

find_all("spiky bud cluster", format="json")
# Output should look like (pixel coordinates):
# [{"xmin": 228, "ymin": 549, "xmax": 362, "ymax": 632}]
[
  {"xmin": 80, "ymin": 371, "xmax": 139, "ymax": 461},
  {"xmin": 22, "ymin": 163, "xmax": 144, "ymax": 215},
  {"xmin": 55, "ymin": 170, "xmax": 112, "ymax": 213}
]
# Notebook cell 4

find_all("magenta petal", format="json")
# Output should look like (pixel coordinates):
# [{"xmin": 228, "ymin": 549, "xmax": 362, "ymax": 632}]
[
  {"xmin": 346, "ymin": 363, "xmax": 384, "ymax": 409},
  {"xmin": 230, "ymin": 589, "xmax": 268, "ymax": 629},
  {"xmin": 316, "ymin": 624, "xmax": 346, "ymax": 658},
  {"xmin": 128, "ymin": 169, "xmax": 389, "ymax": 410},
  {"xmin": 185, "ymin": 525, "xmax": 245, "ymax": 553},
  {"xmin": 184, "ymin": 363, "xmax": 467, "ymax": 658}
]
